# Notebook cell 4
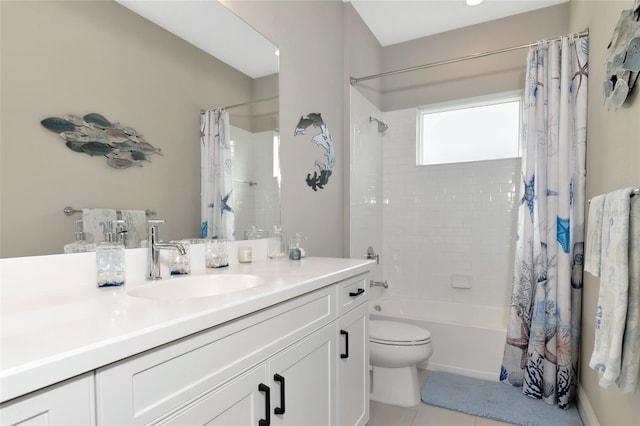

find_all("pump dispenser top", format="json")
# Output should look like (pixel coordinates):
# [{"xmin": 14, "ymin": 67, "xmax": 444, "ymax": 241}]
[{"xmin": 64, "ymin": 220, "xmax": 95, "ymax": 253}]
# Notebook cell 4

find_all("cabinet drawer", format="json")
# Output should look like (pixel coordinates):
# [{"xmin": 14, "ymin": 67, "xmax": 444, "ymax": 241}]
[
  {"xmin": 337, "ymin": 274, "xmax": 368, "ymax": 315},
  {"xmin": 96, "ymin": 287, "xmax": 335, "ymax": 425}
]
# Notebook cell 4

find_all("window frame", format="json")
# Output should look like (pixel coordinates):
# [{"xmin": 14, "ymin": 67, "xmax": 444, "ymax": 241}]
[{"xmin": 416, "ymin": 90, "xmax": 523, "ymax": 166}]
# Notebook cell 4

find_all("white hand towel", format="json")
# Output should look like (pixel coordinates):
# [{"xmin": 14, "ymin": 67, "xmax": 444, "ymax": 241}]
[
  {"xmin": 120, "ymin": 210, "xmax": 147, "ymax": 249},
  {"xmin": 82, "ymin": 208, "xmax": 117, "ymax": 244},
  {"xmin": 617, "ymin": 195, "xmax": 640, "ymax": 393},
  {"xmin": 589, "ymin": 187, "xmax": 636, "ymax": 388},
  {"xmin": 584, "ymin": 194, "xmax": 606, "ymax": 276}
]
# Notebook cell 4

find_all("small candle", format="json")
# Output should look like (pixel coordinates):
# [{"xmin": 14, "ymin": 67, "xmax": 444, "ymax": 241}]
[{"xmin": 238, "ymin": 247, "xmax": 252, "ymax": 263}]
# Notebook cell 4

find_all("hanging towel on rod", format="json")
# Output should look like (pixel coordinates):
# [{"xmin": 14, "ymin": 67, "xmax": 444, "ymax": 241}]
[
  {"xmin": 618, "ymin": 195, "xmax": 640, "ymax": 393},
  {"xmin": 120, "ymin": 210, "xmax": 147, "ymax": 248},
  {"xmin": 585, "ymin": 194, "xmax": 606, "ymax": 276},
  {"xmin": 82, "ymin": 208, "xmax": 117, "ymax": 244},
  {"xmin": 588, "ymin": 188, "xmax": 640, "ymax": 392}
]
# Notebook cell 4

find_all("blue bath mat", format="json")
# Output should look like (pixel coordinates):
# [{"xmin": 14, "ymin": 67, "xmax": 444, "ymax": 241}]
[{"xmin": 421, "ymin": 371, "xmax": 583, "ymax": 426}]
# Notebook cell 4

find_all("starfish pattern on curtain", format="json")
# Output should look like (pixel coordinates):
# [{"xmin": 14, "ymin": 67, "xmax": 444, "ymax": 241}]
[
  {"xmin": 200, "ymin": 109, "xmax": 235, "ymax": 240},
  {"xmin": 500, "ymin": 35, "xmax": 588, "ymax": 409}
]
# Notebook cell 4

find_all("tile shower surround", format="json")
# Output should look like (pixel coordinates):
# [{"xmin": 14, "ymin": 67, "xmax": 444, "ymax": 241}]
[
  {"xmin": 350, "ymin": 88, "xmax": 520, "ymax": 311},
  {"xmin": 350, "ymin": 89, "xmax": 384, "ymax": 282},
  {"xmin": 382, "ymin": 108, "xmax": 520, "ymax": 309}
]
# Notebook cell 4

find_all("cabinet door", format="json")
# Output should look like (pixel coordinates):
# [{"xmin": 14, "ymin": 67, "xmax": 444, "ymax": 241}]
[
  {"xmin": 0, "ymin": 374, "xmax": 95, "ymax": 426},
  {"xmin": 158, "ymin": 365, "xmax": 269, "ymax": 426},
  {"xmin": 337, "ymin": 303, "xmax": 369, "ymax": 426},
  {"xmin": 269, "ymin": 325, "xmax": 336, "ymax": 426},
  {"xmin": 96, "ymin": 286, "xmax": 334, "ymax": 425}
]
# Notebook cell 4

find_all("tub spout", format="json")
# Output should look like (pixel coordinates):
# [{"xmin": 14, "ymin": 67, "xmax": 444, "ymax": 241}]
[{"xmin": 370, "ymin": 280, "xmax": 388, "ymax": 289}]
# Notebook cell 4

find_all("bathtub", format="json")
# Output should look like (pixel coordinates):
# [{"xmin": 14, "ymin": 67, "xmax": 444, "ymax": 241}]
[{"xmin": 369, "ymin": 295, "xmax": 508, "ymax": 382}]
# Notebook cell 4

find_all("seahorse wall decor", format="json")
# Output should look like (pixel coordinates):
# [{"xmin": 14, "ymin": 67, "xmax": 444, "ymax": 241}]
[
  {"xmin": 604, "ymin": 0, "xmax": 640, "ymax": 110},
  {"xmin": 294, "ymin": 113, "xmax": 335, "ymax": 191}
]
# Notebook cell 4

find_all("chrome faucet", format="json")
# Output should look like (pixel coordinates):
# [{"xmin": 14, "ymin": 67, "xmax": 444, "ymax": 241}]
[
  {"xmin": 369, "ymin": 280, "xmax": 388, "ymax": 289},
  {"xmin": 146, "ymin": 219, "xmax": 186, "ymax": 281}
]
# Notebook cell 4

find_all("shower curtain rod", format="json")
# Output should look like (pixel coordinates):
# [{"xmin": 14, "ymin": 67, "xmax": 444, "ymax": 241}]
[
  {"xmin": 350, "ymin": 29, "xmax": 589, "ymax": 85},
  {"xmin": 201, "ymin": 95, "xmax": 278, "ymax": 113}
]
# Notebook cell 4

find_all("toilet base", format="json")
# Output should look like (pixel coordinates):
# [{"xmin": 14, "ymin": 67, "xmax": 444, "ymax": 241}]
[{"xmin": 370, "ymin": 364, "xmax": 421, "ymax": 407}]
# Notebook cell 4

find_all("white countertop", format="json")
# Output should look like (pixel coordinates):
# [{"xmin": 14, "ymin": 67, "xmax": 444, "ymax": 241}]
[{"xmin": 0, "ymin": 244, "xmax": 373, "ymax": 403}]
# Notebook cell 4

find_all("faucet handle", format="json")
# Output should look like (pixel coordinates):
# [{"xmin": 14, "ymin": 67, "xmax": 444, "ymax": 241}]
[
  {"xmin": 112, "ymin": 220, "xmax": 128, "ymax": 245},
  {"xmin": 104, "ymin": 219, "xmax": 126, "ymax": 243},
  {"xmin": 366, "ymin": 246, "xmax": 380, "ymax": 264},
  {"xmin": 147, "ymin": 219, "xmax": 165, "ymax": 231}
]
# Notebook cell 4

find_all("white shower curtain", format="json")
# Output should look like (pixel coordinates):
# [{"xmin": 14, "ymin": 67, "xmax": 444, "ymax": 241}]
[
  {"xmin": 501, "ymin": 36, "xmax": 588, "ymax": 409},
  {"xmin": 201, "ymin": 109, "xmax": 235, "ymax": 240}
]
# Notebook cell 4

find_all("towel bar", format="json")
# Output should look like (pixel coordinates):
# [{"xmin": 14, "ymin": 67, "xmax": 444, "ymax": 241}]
[
  {"xmin": 588, "ymin": 188, "xmax": 639, "ymax": 204},
  {"xmin": 63, "ymin": 206, "xmax": 156, "ymax": 217}
]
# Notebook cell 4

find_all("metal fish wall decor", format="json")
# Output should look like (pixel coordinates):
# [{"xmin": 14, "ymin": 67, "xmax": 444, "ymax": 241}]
[
  {"xmin": 294, "ymin": 113, "xmax": 335, "ymax": 191},
  {"xmin": 41, "ymin": 113, "xmax": 162, "ymax": 169},
  {"xmin": 604, "ymin": 0, "xmax": 640, "ymax": 110}
]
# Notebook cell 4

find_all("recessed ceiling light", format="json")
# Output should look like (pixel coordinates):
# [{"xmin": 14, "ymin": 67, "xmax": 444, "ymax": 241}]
[{"xmin": 466, "ymin": 0, "xmax": 484, "ymax": 6}]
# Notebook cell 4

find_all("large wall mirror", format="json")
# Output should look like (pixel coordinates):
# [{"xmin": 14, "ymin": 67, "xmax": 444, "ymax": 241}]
[{"xmin": 0, "ymin": 0, "xmax": 279, "ymax": 258}]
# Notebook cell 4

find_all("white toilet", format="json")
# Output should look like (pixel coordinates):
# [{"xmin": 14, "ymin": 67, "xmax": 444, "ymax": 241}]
[{"xmin": 369, "ymin": 320, "xmax": 433, "ymax": 407}]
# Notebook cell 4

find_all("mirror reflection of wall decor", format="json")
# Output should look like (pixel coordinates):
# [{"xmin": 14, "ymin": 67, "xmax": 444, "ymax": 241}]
[
  {"xmin": 604, "ymin": 0, "xmax": 640, "ymax": 110},
  {"xmin": 2, "ymin": 0, "xmax": 279, "ymax": 258},
  {"xmin": 41, "ymin": 113, "xmax": 162, "ymax": 169},
  {"xmin": 294, "ymin": 113, "xmax": 335, "ymax": 191}
]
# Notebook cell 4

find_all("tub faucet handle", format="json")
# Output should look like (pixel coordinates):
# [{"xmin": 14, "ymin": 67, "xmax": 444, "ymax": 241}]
[
  {"xmin": 370, "ymin": 280, "xmax": 388, "ymax": 289},
  {"xmin": 366, "ymin": 246, "xmax": 379, "ymax": 264}
]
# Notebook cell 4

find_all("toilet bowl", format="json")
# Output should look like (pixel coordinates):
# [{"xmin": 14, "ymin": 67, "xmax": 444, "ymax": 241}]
[{"xmin": 369, "ymin": 320, "xmax": 433, "ymax": 407}]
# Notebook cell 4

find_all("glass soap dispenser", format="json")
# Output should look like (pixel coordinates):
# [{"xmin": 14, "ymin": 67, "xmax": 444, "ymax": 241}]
[
  {"xmin": 64, "ymin": 220, "xmax": 95, "ymax": 253},
  {"xmin": 96, "ymin": 219, "xmax": 126, "ymax": 288}
]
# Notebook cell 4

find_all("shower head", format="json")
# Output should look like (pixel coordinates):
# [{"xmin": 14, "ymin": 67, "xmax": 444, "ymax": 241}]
[{"xmin": 369, "ymin": 116, "xmax": 388, "ymax": 133}]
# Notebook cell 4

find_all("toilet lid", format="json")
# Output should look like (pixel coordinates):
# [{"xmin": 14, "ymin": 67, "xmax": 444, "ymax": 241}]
[{"xmin": 369, "ymin": 320, "xmax": 431, "ymax": 345}]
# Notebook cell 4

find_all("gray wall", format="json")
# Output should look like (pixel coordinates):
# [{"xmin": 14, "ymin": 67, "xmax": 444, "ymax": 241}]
[
  {"xmin": 570, "ymin": 1, "xmax": 640, "ymax": 425},
  {"xmin": 223, "ymin": 0, "xmax": 346, "ymax": 258},
  {"xmin": 0, "ymin": 0, "xmax": 260, "ymax": 257},
  {"xmin": 380, "ymin": 4, "xmax": 571, "ymax": 111},
  {"xmin": 342, "ymin": 2, "xmax": 384, "ymax": 257}
]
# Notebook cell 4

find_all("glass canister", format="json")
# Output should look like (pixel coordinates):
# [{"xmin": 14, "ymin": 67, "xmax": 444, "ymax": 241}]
[
  {"xmin": 289, "ymin": 232, "xmax": 307, "ymax": 260},
  {"xmin": 268, "ymin": 226, "xmax": 287, "ymax": 259},
  {"xmin": 244, "ymin": 225, "xmax": 266, "ymax": 240},
  {"xmin": 169, "ymin": 240, "xmax": 191, "ymax": 276},
  {"xmin": 205, "ymin": 238, "xmax": 229, "ymax": 268}
]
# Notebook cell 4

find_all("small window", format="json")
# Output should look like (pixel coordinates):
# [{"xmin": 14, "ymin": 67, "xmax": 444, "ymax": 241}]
[{"xmin": 417, "ymin": 92, "xmax": 521, "ymax": 166}]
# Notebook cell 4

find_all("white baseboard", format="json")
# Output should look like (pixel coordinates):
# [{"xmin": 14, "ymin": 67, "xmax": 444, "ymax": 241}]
[{"xmin": 578, "ymin": 384, "xmax": 600, "ymax": 426}]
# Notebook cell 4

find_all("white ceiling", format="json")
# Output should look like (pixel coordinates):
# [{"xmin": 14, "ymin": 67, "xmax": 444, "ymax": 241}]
[
  {"xmin": 349, "ymin": 0, "xmax": 569, "ymax": 47},
  {"xmin": 115, "ymin": 0, "xmax": 279, "ymax": 79},
  {"xmin": 116, "ymin": 0, "xmax": 569, "ymax": 79}
]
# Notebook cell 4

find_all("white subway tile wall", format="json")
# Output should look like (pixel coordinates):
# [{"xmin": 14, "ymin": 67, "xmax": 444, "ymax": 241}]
[
  {"xmin": 349, "ymin": 88, "xmax": 384, "ymax": 282},
  {"xmin": 231, "ymin": 127, "xmax": 280, "ymax": 238},
  {"xmin": 382, "ymin": 108, "xmax": 520, "ymax": 309},
  {"xmin": 349, "ymin": 91, "xmax": 519, "ymax": 310}
]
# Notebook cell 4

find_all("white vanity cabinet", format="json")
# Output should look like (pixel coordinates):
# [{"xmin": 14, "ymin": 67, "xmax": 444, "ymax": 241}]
[
  {"xmin": 0, "ymin": 256, "xmax": 372, "ymax": 426},
  {"xmin": 159, "ymin": 325, "xmax": 337, "ymax": 426},
  {"xmin": 96, "ymin": 273, "xmax": 369, "ymax": 426},
  {"xmin": 336, "ymin": 278, "xmax": 369, "ymax": 426},
  {"xmin": 0, "ymin": 373, "xmax": 95, "ymax": 426},
  {"xmin": 158, "ymin": 364, "xmax": 269, "ymax": 425}
]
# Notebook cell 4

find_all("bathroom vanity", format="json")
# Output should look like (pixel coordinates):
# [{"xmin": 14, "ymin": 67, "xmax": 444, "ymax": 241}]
[{"xmin": 0, "ymin": 245, "xmax": 372, "ymax": 426}]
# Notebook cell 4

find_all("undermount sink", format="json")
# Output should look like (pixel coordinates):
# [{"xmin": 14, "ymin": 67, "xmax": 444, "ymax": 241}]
[{"xmin": 127, "ymin": 274, "xmax": 264, "ymax": 301}]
